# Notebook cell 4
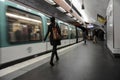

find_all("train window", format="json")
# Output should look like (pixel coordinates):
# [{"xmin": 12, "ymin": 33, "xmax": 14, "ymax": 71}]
[
  {"xmin": 46, "ymin": 18, "xmax": 57, "ymax": 26},
  {"xmin": 78, "ymin": 29, "xmax": 83, "ymax": 38},
  {"xmin": 70, "ymin": 27, "xmax": 76, "ymax": 39},
  {"xmin": 60, "ymin": 23, "xmax": 69, "ymax": 39},
  {"xmin": 47, "ymin": 18, "xmax": 50, "ymax": 26},
  {"xmin": 6, "ymin": 7, "xmax": 43, "ymax": 43},
  {"xmin": 46, "ymin": 18, "xmax": 50, "ymax": 41}
]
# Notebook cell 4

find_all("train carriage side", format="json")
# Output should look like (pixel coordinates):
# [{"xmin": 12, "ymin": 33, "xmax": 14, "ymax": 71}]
[
  {"xmin": 77, "ymin": 28, "xmax": 83, "ymax": 42},
  {"xmin": 69, "ymin": 25, "xmax": 77, "ymax": 44},
  {"xmin": 57, "ymin": 21, "xmax": 70, "ymax": 48},
  {"xmin": 0, "ymin": 0, "xmax": 8, "ymax": 65},
  {"xmin": 0, "ymin": 1, "xmax": 47, "ymax": 65},
  {"xmin": 0, "ymin": 0, "xmax": 6, "ymax": 65},
  {"xmin": 44, "ymin": 17, "xmax": 53, "ymax": 51}
]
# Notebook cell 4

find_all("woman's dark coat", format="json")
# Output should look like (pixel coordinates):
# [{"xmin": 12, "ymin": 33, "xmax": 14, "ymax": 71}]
[{"xmin": 44, "ymin": 23, "xmax": 61, "ymax": 46}]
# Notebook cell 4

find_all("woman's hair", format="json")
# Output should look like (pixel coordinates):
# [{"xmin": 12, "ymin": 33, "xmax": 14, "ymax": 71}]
[{"xmin": 50, "ymin": 17, "xmax": 55, "ymax": 23}]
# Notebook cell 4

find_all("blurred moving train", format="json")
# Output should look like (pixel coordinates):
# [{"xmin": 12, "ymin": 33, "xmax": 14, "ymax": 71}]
[{"xmin": 0, "ymin": 0, "xmax": 83, "ymax": 68}]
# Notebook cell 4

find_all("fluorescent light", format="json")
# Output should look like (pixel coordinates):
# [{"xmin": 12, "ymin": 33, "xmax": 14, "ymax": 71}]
[
  {"xmin": 22, "ymin": 25, "xmax": 27, "ymax": 28},
  {"xmin": 6, "ymin": 13, "xmax": 41, "ymax": 23},
  {"xmin": 44, "ymin": 0, "xmax": 56, "ymax": 5},
  {"xmin": 77, "ymin": 20, "xmax": 80, "ymax": 22},
  {"xmin": 72, "ymin": 17, "xmax": 77, "ymax": 20},
  {"xmin": 0, "ymin": 0, "xmax": 5, "ymax": 2},
  {"xmin": 66, "ymin": 13, "xmax": 73, "ymax": 17},
  {"xmin": 56, "ymin": 6, "xmax": 66, "ymax": 13},
  {"xmin": 87, "ymin": 24, "xmax": 94, "ymax": 28}
]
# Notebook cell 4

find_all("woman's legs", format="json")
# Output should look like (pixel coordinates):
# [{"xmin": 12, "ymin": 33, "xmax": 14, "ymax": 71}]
[{"xmin": 50, "ymin": 45, "xmax": 59, "ymax": 66}]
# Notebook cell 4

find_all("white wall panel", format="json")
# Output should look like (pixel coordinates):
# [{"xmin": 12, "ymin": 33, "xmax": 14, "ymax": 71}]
[
  {"xmin": 106, "ymin": 0, "xmax": 114, "ymax": 53},
  {"xmin": 114, "ymin": 0, "xmax": 120, "ymax": 48},
  {"xmin": 106, "ymin": 0, "xmax": 120, "ymax": 53}
]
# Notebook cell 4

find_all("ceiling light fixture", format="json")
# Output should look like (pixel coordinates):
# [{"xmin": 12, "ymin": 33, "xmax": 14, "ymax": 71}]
[
  {"xmin": 44, "ymin": 0, "xmax": 56, "ymax": 5},
  {"xmin": 72, "ymin": 17, "xmax": 77, "ymax": 20},
  {"xmin": 56, "ymin": 6, "xmax": 66, "ymax": 13},
  {"xmin": 54, "ymin": 0, "xmax": 83, "ymax": 22},
  {"xmin": 66, "ymin": 13, "xmax": 73, "ymax": 17},
  {"xmin": 77, "ymin": 19, "xmax": 80, "ymax": 22}
]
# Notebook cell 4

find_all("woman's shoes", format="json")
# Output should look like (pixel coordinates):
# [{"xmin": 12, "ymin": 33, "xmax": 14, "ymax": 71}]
[
  {"xmin": 50, "ymin": 62, "xmax": 54, "ymax": 66},
  {"xmin": 50, "ymin": 57, "xmax": 59, "ymax": 66},
  {"xmin": 56, "ymin": 57, "xmax": 59, "ymax": 61}
]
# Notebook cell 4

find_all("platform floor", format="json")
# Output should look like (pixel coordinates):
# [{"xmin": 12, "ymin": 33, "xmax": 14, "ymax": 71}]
[{"xmin": 13, "ymin": 41, "xmax": 120, "ymax": 80}]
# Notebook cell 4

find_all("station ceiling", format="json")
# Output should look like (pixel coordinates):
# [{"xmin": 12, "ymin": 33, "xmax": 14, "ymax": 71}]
[
  {"xmin": 10, "ymin": 0, "xmax": 109, "ymax": 26},
  {"xmin": 79, "ymin": 0, "xmax": 109, "ymax": 25}
]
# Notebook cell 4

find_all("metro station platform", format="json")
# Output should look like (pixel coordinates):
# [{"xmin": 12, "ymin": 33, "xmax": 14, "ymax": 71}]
[{"xmin": 1, "ymin": 41, "xmax": 120, "ymax": 80}]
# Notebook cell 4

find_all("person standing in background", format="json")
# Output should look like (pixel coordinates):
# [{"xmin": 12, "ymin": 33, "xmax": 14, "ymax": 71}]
[
  {"xmin": 83, "ymin": 29, "xmax": 87, "ymax": 44},
  {"xmin": 93, "ymin": 29, "xmax": 98, "ymax": 43}
]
